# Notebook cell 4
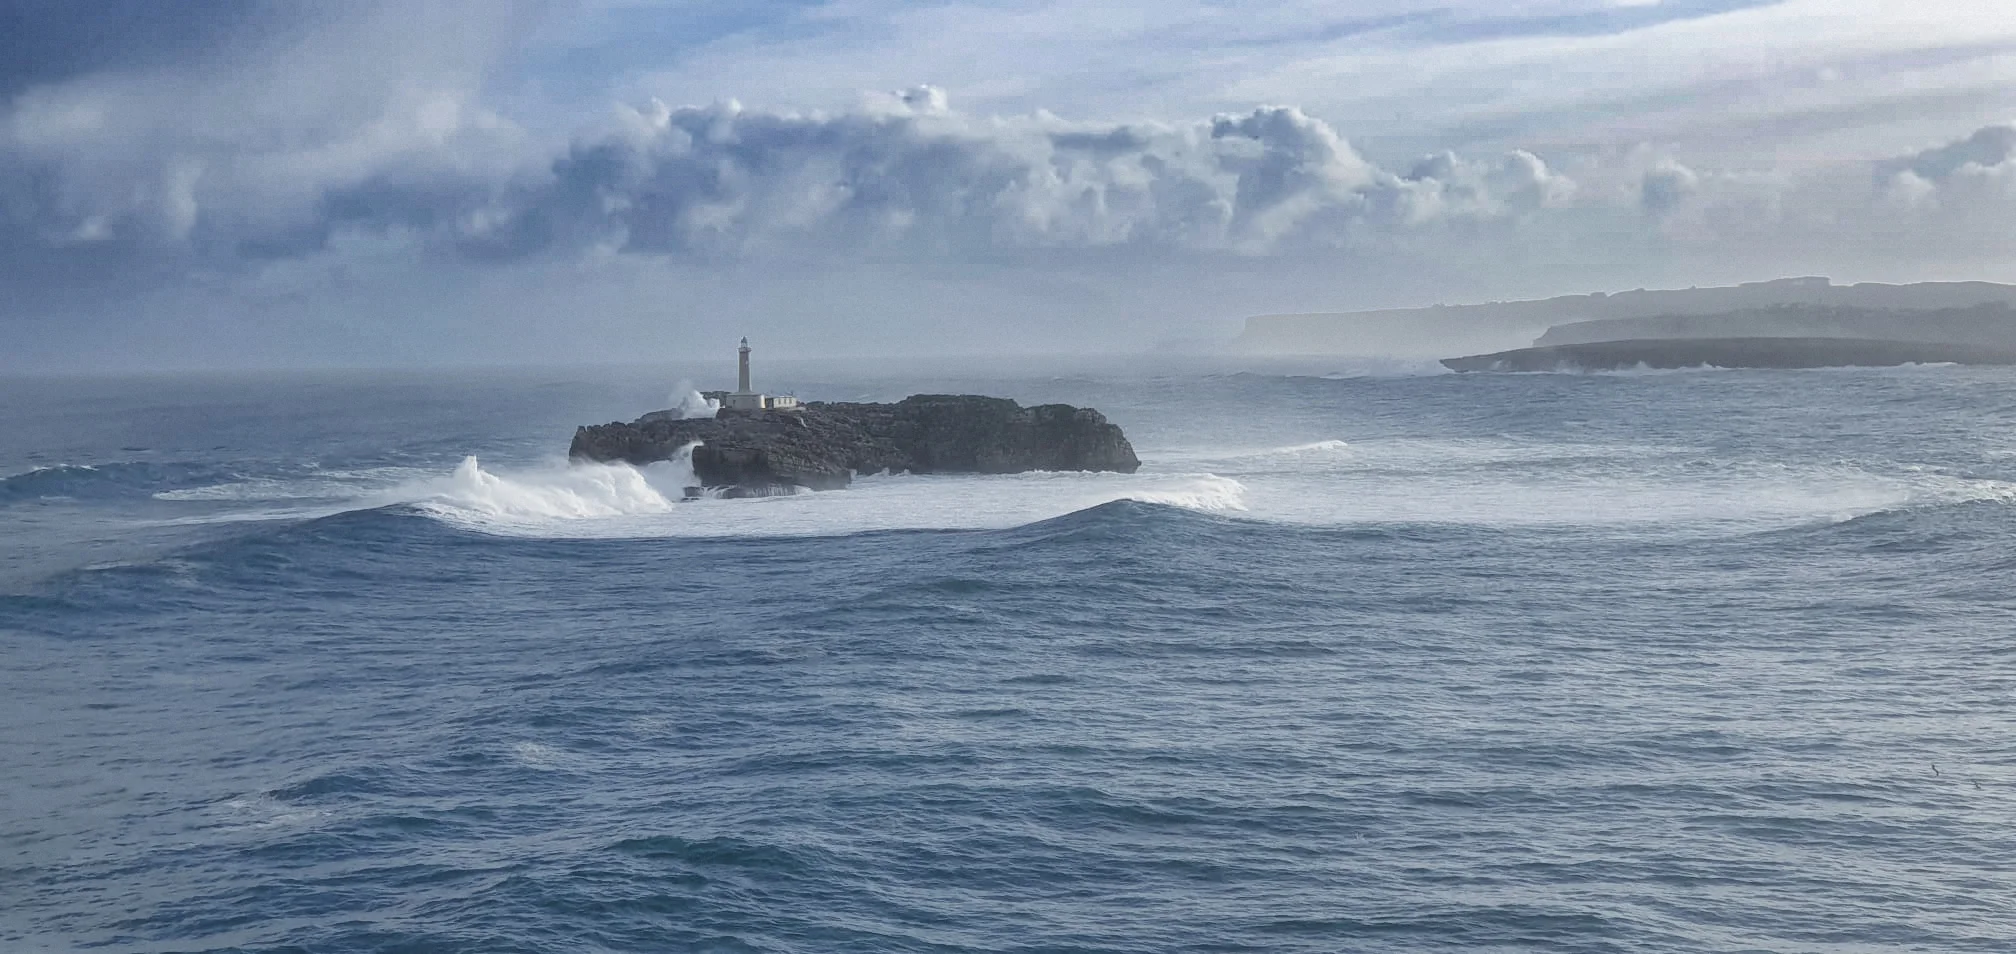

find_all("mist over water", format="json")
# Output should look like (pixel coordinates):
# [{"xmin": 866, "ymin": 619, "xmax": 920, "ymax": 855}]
[{"xmin": 4, "ymin": 361, "xmax": 2016, "ymax": 953}]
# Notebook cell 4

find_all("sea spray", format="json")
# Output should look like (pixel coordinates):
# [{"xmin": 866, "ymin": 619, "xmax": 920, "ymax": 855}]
[
  {"xmin": 669, "ymin": 381, "xmax": 721, "ymax": 419},
  {"xmin": 407, "ymin": 445, "xmax": 704, "ymax": 523}
]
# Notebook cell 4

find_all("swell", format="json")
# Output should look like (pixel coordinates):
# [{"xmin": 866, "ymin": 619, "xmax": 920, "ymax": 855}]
[
  {"xmin": 1742, "ymin": 491, "xmax": 2016, "ymax": 551},
  {"xmin": 18, "ymin": 433, "xmax": 2012, "ymax": 588},
  {"xmin": 4, "ymin": 491, "xmax": 1297, "ymax": 632},
  {"xmin": 0, "ymin": 461, "xmax": 247, "ymax": 504}
]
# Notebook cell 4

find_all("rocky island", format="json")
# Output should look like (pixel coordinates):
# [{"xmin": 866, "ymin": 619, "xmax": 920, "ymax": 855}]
[
  {"xmin": 570, "ymin": 394, "xmax": 1141, "ymax": 496},
  {"xmin": 578, "ymin": 340, "xmax": 1139, "ymax": 495}
]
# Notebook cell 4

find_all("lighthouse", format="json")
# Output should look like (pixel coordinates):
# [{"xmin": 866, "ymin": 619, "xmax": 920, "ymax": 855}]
[{"xmin": 705, "ymin": 337, "xmax": 800, "ymax": 413}]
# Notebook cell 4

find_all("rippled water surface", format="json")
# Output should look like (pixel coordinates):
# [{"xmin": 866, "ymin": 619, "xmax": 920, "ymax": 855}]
[{"xmin": 4, "ymin": 362, "xmax": 2015, "ymax": 952}]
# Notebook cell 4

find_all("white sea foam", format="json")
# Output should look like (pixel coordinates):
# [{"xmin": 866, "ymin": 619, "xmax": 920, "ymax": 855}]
[
  {"xmin": 509, "ymin": 741, "xmax": 589, "ymax": 771},
  {"xmin": 1151, "ymin": 439, "xmax": 1352, "ymax": 467},
  {"xmin": 1222, "ymin": 439, "xmax": 2016, "ymax": 530},
  {"xmin": 1215, "ymin": 439, "xmax": 1353, "ymax": 461},
  {"xmin": 1152, "ymin": 435, "xmax": 2014, "ymax": 532},
  {"xmin": 132, "ymin": 432, "xmax": 2016, "ymax": 541},
  {"xmin": 422, "ymin": 444, "xmax": 2004, "ymax": 537},
  {"xmin": 156, "ymin": 477, "xmax": 385, "ymax": 502},
  {"xmin": 400, "ymin": 456, "xmax": 1248, "ymax": 539},
  {"xmin": 140, "ymin": 505, "xmax": 353, "ymax": 527},
  {"xmin": 310, "ymin": 435, "xmax": 2016, "ymax": 538},
  {"xmin": 1269, "ymin": 439, "xmax": 1352, "ymax": 455},
  {"xmin": 402, "ymin": 447, "xmax": 702, "ymax": 526},
  {"xmin": 1114, "ymin": 474, "xmax": 1248, "ymax": 512},
  {"xmin": 212, "ymin": 793, "xmax": 333, "ymax": 832}
]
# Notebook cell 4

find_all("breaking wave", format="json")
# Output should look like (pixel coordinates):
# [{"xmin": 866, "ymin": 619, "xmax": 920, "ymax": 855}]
[
  {"xmin": 401, "ymin": 457, "xmax": 1247, "ymax": 539},
  {"xmin": 1115, "ymin": 474, "xmax": 1248, "ymax": 512},
  {"xmin": 406, "ymin": 454, "xmax": 698, "ymax": 523},
  {"xmin": 20, "ymin": 438, "xmax": 2014, "ymax": 546},
  {"xmin": 670, "ymin": 381, "xmax": 721, "ymax": 419}
]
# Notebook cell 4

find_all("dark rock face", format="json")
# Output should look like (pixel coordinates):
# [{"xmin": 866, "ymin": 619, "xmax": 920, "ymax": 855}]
[
  {"xmin": 569, "ymin": 394, "xmax": 1141, "ymax": 494},
  {"xmin": 1441, "ymin": 337, "xmax": 2016, "ymax": 372}
]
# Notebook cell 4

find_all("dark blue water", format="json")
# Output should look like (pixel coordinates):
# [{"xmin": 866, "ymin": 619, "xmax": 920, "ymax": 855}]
[{"xmin": 5, "ymin": 363, "xmax": 2015, "ymax": 952}]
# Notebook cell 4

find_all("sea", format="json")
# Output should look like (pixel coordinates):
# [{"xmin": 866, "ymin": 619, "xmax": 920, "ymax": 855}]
[{"xmin": 3, "ymin": 358, "xmax": 2014, "ymax": 953}]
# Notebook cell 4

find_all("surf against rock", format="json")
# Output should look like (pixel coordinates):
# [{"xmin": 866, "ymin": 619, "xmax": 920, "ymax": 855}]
[
  {"xmin": 570, "ymin": 394, "xmax": 1141, "ymax": 498},
  {"xmin": 571, "ymin": 338, "xmax": 1138, "ymax": 497}
]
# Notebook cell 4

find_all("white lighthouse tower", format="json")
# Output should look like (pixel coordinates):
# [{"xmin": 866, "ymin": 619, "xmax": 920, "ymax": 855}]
[{"xmin": 706, "ymin": 337, "xmax": 799, "ymax": 413}]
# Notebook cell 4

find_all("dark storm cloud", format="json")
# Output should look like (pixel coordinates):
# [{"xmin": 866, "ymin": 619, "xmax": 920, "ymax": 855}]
[
  {"xmin": 0, "ymin": 0, "xmax": 549, "ymax": 263},
  {"xmin": 0, "ymin": 0, "xmax": 296, "ymax": 97}
]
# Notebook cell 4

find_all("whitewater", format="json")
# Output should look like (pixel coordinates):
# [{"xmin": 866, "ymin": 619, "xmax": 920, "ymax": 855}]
[
  {"xmin": 5, "ymin": 361, "xmax": 2016, "ymax": 953},
  {"xmin": 138, "ymin": 431, "xmax": 2016, "ymax": 540},
  {"xmin": 53, "ymin": 423, "xmax": 2009, "ymax": 544}
]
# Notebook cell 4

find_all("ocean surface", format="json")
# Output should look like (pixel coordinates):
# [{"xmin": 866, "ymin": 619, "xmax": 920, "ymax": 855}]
[{"xmin": 4, "ymin": 359, "xmax": 2015, "ymax": 953}]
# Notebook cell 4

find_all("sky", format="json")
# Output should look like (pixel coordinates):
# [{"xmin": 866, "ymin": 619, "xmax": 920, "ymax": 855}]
[{"xmin": 9, "ymin": 0, "xmax": 2016, "ymax": 369}]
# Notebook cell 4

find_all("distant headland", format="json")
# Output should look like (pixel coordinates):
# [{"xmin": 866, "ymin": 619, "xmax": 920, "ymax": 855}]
[
  {"xmin": 569, "ymin": 340, "xmax": 1139, "ymax": 496},
  {"xmin": 1226, "ymin": 276, "xmax": 2016, "ymax": 371},
  {"xmin": 1235, "ymin": 277, "xmax": 2016, "ymax": 360},
  {"xmin": 1441, "ymin": 337, "xmax": 2016, "ymax": 373}
]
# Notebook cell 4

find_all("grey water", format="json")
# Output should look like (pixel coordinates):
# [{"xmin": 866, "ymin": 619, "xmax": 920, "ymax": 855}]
[{"xmin": 4, "ymin": 361, "xmax": 2014, "ymax": 952}]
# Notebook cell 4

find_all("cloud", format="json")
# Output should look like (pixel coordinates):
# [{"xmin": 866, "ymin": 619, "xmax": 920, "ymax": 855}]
[
  {"xmin": 1408, "ymin": 0, "xmax": 1783, "ymax": 45},
  {"xmin": 11, "ymin": 34, "xmax": 2016, "ymax": 287},
  {"xmin": 1881, "ymin": 122, "xmax": 2016, "ymax": 188},
  {"xmin": 11, "ymin": 0, "xmax": 2016, "ymax": 370},
  {"xmin": 0, "ymin": 0, "xmax": 549, "ymax": 252},
  {"xmin": 3, "ymin": 73, "xmax": 1599, "ymax": 266},
  {"xmin": 1640, "ymin": 159, "xmax": 1701, "ymax": 214},
  {"xmin": 0, "ymin": 0, "xmax": 286, "ymax": 99},
  {"xmin": 602, "ymin": 0, "xmax": 2016, "ymax": 174},
  {"xmin": 439, "ymin": 94, "xmax": 1597, "ymax": 261},
  {"xmin": 1403, "ymin": 149, "xmax": 1577, "ymax": 219},
  {"xmin": 1871, "ymin": 122, "xmax": 2016, "ymax": 237},
  {"xmin": 6, "ymin": 0, "xmax": 2015, "ymax": 277}
]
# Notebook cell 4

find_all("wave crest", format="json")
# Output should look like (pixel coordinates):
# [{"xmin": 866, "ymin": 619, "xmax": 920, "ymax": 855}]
[
  {"xmin": 1122, "ymin": 474, "xmax": 1248, "ymax": 511},
  {"xmin": 406, "ymin": 452, "xmax": 699, "ymax": 525},
  {"xmin": 399, "ymin": 455, "xmax": 1244, "ymax": 539}
]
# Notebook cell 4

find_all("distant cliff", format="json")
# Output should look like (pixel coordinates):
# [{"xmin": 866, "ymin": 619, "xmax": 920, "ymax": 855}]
[
  {"xmin": 570, "ymin": 394, "xmax": 1141, "ymax": 495},
  {"xmin": 1533, "ymin": 303, "xmax": 2016, "ymax": 349},
  {"xmin": 1441, "ymin": 337, "xmax": 2016, "ymax": 373},
  {"xmin": 1235, "ymin": 278, "xmax": 2016, "ymax": 356}
]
